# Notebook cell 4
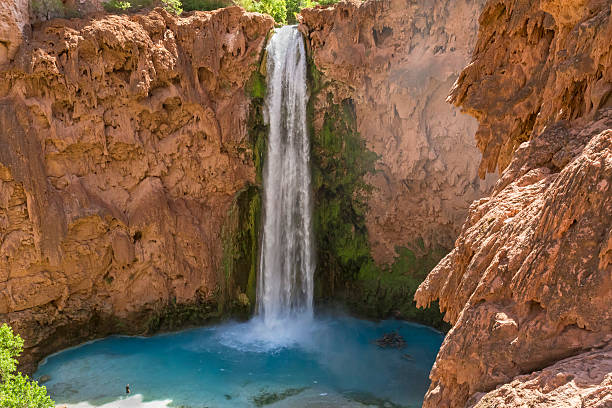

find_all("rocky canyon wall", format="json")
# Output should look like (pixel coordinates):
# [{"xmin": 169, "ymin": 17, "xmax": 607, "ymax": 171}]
[
  {"xmin": 416, "ymin": 0, "xmax": 612, "ymax": 407},
  {"xmin": 0, "ymin": 0, "xmax": 29, "ymax": 65},
  {"xmin": 298, "ymin": 0, "xmax": 496, "ymax": 324},
  {"xmin": 300, "ymin": 0, "xmax": 496, "ymax": 266},
  {"xmin": 0, "ymin": 0, "xmax": 496, "ymax": 369},
  {"xmin": 0, "ymin": 6, "xmax": 273, "ymax": 371}
]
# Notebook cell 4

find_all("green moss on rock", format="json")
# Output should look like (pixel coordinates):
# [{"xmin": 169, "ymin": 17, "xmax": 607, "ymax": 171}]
[
  {"xmin": 221, "ymin": 184, "xmax": 262, "ymax": 317},
  {"xmin": 307, "ymin": 60, "xmax": 449, "ymax": 331},
  {"xmin": 346, "ymin": 247, "xmax": 451, "ymax": 331},
  {"xmin": 217, "ymin": 67, "xmax": 268, "ymax": 318},
  {"xmin": 310, "ymin": 94, "xmax": 378, "ymax": 297},
  {"xmin": 145, "ymin": 298, "xmax": 222, "ymax": 333},
  {"xmin": 247, "ymin": 68, "xmax": 268, "ymax": 185}
]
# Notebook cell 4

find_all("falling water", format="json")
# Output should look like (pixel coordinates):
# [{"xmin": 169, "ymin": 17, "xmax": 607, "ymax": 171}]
[{"xmin": 257, "ymin": 26, "xmax": 314, "ymax": 326}]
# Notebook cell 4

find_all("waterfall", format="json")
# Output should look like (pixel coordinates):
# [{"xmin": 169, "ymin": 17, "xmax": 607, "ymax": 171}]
[{"xmin": 257, "ymin": 26, "xmax": 314, "ymax": 326}]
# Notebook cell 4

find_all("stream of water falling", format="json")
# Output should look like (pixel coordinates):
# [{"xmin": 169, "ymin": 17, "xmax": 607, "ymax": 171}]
[{"xmin": 257, "ymin": 25, "xmax": 314, "ymax": 326}]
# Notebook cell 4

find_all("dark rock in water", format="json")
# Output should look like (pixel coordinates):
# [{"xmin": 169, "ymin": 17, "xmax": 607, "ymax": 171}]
[
  {"xmin": 344, "ymin": 390, "xmax": 406, "ymax": 408},
  {"xmin": 38, "ymin": 375, "xmax": 51, "ymax": 384},
  {"xmin": 251, "ymin": 387, "xmax": 308, "ymax": 407},
  {"xmin": 375, "ymin": 331, "xmax": 406, "ymax": 349}
]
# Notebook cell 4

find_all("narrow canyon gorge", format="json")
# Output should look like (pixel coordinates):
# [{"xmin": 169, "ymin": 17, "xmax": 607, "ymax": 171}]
[{"xmin": 0, "ymin": 0, "xmax": 610, "ymax": 406}]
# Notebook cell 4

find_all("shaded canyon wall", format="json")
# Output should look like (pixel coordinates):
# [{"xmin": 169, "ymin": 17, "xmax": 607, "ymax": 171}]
[{"xmin": 299, "ymin": 0, "xmax": 496, "ymax": 321}]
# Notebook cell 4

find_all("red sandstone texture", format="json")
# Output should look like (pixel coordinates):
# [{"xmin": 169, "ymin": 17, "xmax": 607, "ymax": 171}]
[
  {"xmin": 416, "ymin": 0, "xmax": 612, "ymax": 407},
  {"xmin": 470, "ymin": 346, "xmax": 612, "ymax": 408},
  {"xmin": 0, "ymin": 0, "xmax": 29, "ymax": 65},
  {"xmin": 0, "ymin": 6, "xmax": 273, "ymax": 371},
  {"xmin": 299, "ymin": 0, "xmax": 496, "ymax": 264}
]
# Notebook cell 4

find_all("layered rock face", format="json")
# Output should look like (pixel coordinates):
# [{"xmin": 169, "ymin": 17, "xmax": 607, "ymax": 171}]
[
  {"xmin": 300, "ymin": 0, "xmax": 496, "ymax": 264},
  {"xmin": 416, "ymin": 0, "xmax": 612, "ymax": 407},
  {"xmin": 0, "ymin": 0, "xmax": 29, "ymax": 65},
  {"xmin": 0, "ymin": 6, "xmax": 273, "ymax": 371},
  {"xmin": 471, "ymin": 346, "xmax": 612, "ymax": 408}
]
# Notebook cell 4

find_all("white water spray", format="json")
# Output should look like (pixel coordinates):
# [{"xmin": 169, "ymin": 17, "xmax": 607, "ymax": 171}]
[{"xmin": 257, "ymin": 25, "xmax": 314, "ymax": 327}]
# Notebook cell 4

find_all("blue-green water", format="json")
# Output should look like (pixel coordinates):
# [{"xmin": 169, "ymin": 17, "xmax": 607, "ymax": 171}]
[{"xmin": 35, "ymin": 315, "xmax": 442, "ymax": 408}]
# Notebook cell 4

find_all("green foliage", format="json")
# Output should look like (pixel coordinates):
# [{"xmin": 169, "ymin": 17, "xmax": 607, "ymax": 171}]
[
  {"xmin": 240, "ymin": 0, "xmax": 287, "ymax": 25},
  {"xmin": 0, "ymin": 326, "xmax": 22, "ymax": 382},
  {"xmin": 182, "ymin": 0, "xmax": 230, "ymax": 11},
  {"xmin": 163, "ymin": 0, "xmax": 183, "ymax": 13},
  {"xmin": 145, "ymin": 301, "xmax": 222, "ymax": 332},
  {"xmin": 285, "ymin": 0, "xmax": 339, "ymax": 24},
  {"xmin": 30, "ymin": 0, "xmax": 66, "ymax": 19},
  {"xmin": 0, "ymin": 324, "xmax": 54, "ymax": 408},
  {"xmin": 248, "ymin": 71, "xmax": 267, "ymax": 100},
  {"xmin": 216, "ymin": 68, "xmax": 267, "ymax": 319},
  {"xmin": 285, "ymin": 0, "xmax": 301, "ymax": 24},
  {"xmin": 309, "ymin": 88, "xmax": 378, "ymax": 295},
  {"xmin": 103, "ymin": 0, "xmax": 132, "ymax": 11},
  {"xmin": 238, "ymin": 0, "xmax": 341, "ymax": 24},
  {"xmin": 307, "ymin": 61, "xmax": 448, "ymax": 330},
  {"xmin": 246, "ymin": 69, "xmax": 269, "ymax": 184},
  {"xmin": 99, "ymin": 0, "xmax": 342, "ymax": 21},
  {"xmin": 103, "ymin": 0, "xmax": 182, "ymax": 14},
  {"xmin": 221, "ymin": 185, "xmax": 262, "ymax": 315},
  {"xmin": 349, "ymin": 247, "xmax": 451, "ymax": 330},
  {"xmin": 0, "ymin": 373, "xmax": 54, "ymax": 408},
  {"xmin": 314, "ymin": 0, "xmax": 339, "ymax": 5}
]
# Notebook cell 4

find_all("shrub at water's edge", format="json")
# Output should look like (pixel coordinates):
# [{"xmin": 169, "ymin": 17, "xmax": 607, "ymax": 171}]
[
  {"xmin": 348, "ymin": 246, "xmax": 451, "ymax": 330},
  {"xmin": 0, "ymin": 324, "xmax": 54, "ymax": 408},
  {"xmin": 307, "ymin": 60, "xmax": 450, "ymax": 331}
]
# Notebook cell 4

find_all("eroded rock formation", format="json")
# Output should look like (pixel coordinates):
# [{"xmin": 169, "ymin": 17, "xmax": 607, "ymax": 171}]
[
  {"xmin": 470, "ymin": 346, "xmax": 612, "ymax": 408},
  {"xmin": 300, "ymin": 0, "xmax": 496, "ymax": 265},
  {"xmin": 450, "ymin": 0, "xmax": 612, "ymax": 178},
  {"xmin": 416, "ymin": 0, "xmax": 612, "ymax": 406},
  {"xmin": 0, "ymin": 0, "xmax": 29, "ymax": 65},
  {"xmin": 0, "ymin": 6, "xmax": 273, "ymax": 371}
]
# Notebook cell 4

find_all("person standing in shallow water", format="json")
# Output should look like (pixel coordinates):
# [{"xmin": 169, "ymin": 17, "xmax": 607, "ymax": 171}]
[{"xmin": 126, "ymin": 384, "xmax": 130, "ymax": 395}]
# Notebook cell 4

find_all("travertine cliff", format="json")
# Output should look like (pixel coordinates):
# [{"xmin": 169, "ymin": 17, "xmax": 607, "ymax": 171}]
[
  {"xmin": 0, "ymin": 0, "xmax": 29, "ymax": 65},
  {"xmin": 300, "ymin": 0, "xmax": 496, "ymax": 265},
  {"xmin": 0, "ymin": 6, "xmax": 273, "ymax": 371},
  {"xmin": 471, "ymin": 346, "xmax": 612, "ymax": 408},
  {"xmin": 416, "ymin": 0, "xmax": 612, "ymax": 407}
]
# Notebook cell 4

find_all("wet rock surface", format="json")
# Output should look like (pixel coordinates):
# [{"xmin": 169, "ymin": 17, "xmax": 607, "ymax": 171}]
[{"xmin": 374, "ymin": 331, "xmax": 406, "ymax": 349}]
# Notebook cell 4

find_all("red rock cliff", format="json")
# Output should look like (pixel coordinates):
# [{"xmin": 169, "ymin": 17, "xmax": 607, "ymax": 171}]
[
  {"xmin": 416, "ymin": 0, "xmax": 612, "ymax": 406},
  {"xmin": 299, "ymin": 0, "xmax": 497, "ymax": 265},
  {"xmin": 0, "ymin": 6, "xmax": 273, "ymax": 371}
]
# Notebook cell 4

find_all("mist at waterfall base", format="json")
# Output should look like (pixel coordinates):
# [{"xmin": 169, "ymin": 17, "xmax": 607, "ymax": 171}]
[
  {"xmin": 36, "ymin": 315, "xmax": 443, "ymax": 407},
  {"xmin": 34, "ymin": 27, "xmax": 444, "ymax": 408}
]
